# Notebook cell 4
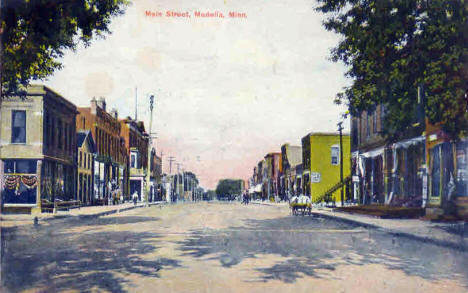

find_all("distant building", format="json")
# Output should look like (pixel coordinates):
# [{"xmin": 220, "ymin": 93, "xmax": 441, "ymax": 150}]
[
  {"xmin": 120, "ymin": 117, "xmax": 148, "ymax": 202},
  {"xmin": 263, "ymin": 153, "xmax": 281, "ymax": 201},
  {"xmin": 76, "ymin": 131, "xmax": 96, "ymax": 205},
  {"xmin": 150, "ymin": 148, "xmax": 162, "ymax": 201},
  {"xmin": 301, "ymin": 132, "xmax": 351, "ymax": 203},
  {"xmin": 280, "ymin": 144, "xmax": 302, "ymax": 199},
  {"xmin": 0, "ymin": 85, "xmax": 77, "ymax": 213}
]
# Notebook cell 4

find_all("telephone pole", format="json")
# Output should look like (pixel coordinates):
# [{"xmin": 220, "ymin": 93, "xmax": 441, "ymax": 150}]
[
  {"xmin": 337, "ymin": 121, "xmax": 344, "ymax": 207},
  {"xmin": 145, "ymin": 94, "xmax": 154, "ymax": 207},
  {"xmin": 168, "ymin": 156, "xmax": 175, "ymax": 174}
]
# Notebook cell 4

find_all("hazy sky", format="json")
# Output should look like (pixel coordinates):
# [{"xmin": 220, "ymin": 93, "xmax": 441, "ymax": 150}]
[{"xmin": 44, "ymin": 0, "xmax": 350, "ymax": 189}]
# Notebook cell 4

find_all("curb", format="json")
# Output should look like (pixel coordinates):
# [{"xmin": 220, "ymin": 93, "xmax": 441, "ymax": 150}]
[
  {"xmin": 311, "ymin": 211, "xmax": 466, "ymax": 252},
  {"xmin": 42, "ymin": 202, "xmax": 166, "ymax": 222}
]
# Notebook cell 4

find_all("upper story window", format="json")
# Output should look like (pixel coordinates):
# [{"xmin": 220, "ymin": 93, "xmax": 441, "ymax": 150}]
[
  {"xmin": 58, "ymin": 120, "xmax": 63, "ymax": 149},
  {"xmin": 331, "ymin": 145, "xmax": 340, "ymax": 165},
  {"xmin": 372, "ymin": 109, "xmax": 377, "ymax": 134},
  {"xmin": 366, "ymin": 112, "xmax": 370, "ymax": 138},
  {"xmin": 11, "ymin": 110, "xmax": 26, "ymax": 144},
  {"xmin": 130, "ymin": 151, "xmax": 139, "ymax": 169}
]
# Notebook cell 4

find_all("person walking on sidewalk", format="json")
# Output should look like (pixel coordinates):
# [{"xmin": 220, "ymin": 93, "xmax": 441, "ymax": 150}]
[{"xmin": 132, "ymin": 192, "xmax": 138, "ymax": 206}]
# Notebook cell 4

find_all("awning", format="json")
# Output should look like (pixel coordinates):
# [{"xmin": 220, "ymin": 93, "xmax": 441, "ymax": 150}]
[{"xmin": 254, "ymin": 184, "xmax": 262, "ymax": 192}]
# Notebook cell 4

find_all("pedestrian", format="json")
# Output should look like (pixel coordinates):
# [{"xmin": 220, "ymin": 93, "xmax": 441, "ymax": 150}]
[
  {"xmin": 120, "ymin": 190, "xmax": 124, "ymax": 204},
  {"xmin": 132, "ymin": 192, "xmax": 138, "ymax": 206}
]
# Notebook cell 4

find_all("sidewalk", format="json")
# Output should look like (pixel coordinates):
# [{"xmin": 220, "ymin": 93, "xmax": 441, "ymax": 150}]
[
  {"xmin": 252, "ymin": 201, "xmax": 467, "ymax": 251},
  {"xmin": 0, "ymin": 201, "xmax": 165, "ymax": 228}
]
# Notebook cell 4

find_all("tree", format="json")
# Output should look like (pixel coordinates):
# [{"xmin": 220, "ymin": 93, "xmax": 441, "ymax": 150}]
[
  {"xmin": 215, "ymin": 179, "xmax": 243, "ymax": 200},
  {"xmin": 1, "ymin": 0, "xmax": 129, "ymax": 97},
  {"xmin": 316, "ymin": 0, "xmax": 468, "ymax": 139}
]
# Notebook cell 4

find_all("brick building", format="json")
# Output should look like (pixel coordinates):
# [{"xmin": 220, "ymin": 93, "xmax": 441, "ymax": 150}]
[{"xmin": 76, "ymin": 98, "xmax": 128, "ymax": 203}]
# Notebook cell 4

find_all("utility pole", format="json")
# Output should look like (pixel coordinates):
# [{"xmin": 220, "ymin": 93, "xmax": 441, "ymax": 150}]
[
  {"xmin": 168, "ymin": 156, "xmax": 175, "ymax": 174},
  {"xmin": 145, "ymin": 94, "xmax": 154, "ymax": 207},
  {"xmin": 135, "ymin": 87, "xmax": 138, "ymax": 121},
  {"xmin": 160, "ymin": 151, "xmax": 164, "ymax": 171},
  {"xmin": 338, "ymin": 121, "xmax": 344, "ymax": 207}
]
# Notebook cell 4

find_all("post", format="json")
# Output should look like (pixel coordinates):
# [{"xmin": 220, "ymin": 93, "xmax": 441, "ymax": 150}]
[
  {"xmin": 145, "ymin": 94, "xmax": 154, "ymax": 207},
  {"xmin": 338, "ymin": 121, "xmax": 344, "ymax": 207},
  {"xmin": 0, "ymin": 160, "xmax": 3, "ymax": 214},
  {"xmin": 35, "ymin": 160, "xmax": 42, "ymax": 213}
]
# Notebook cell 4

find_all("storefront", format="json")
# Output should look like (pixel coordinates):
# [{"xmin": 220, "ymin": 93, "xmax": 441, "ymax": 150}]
[{"xmin": 3, "ymin": 159, "xmax": 38, "ymax": 205}]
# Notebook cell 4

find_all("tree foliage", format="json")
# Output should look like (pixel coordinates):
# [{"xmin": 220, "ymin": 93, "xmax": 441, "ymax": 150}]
[
  {"xmin": 317, "ymin": 0, "xmax": 468, "ymax": 139},
  {"xmin": 1, "ymin": 0, "xmax": 129, "ymax": 97},
  {"xmin": 215, "ymin": 179, "xmax": 243, "ymax": 199}
]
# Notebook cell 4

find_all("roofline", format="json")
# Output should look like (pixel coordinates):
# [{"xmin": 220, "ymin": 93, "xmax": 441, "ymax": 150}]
[{"xmin": 302, "ymin": 132, "xmax": 350, "ymax": 139}]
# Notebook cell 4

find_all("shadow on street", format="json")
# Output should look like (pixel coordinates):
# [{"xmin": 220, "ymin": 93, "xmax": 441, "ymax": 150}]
[
  {"xmin": 1, "ymin": 215, "xmax": 180, "ymax": 293},
  {"xmin": 178, "ymin": 215, "xmax": 468, "ymax": 284}
]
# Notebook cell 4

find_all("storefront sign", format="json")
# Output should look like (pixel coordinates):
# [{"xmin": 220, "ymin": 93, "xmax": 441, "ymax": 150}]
[{"xmin": 310, "ymin": 172, "xmax": 321, "ymax": 183}]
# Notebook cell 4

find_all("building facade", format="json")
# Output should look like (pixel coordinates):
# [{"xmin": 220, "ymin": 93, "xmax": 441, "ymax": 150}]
[
  {"xmin": 150, "ymin": 148, "xmax": 162, "ymax": 201},
  {"xmin": 280, "ymin": 144, "xmax": 302, "ymax": 200},
  {"xmin": 77, "ymin": 98, "xmax": 128, "ymax": 204},
  {"xmin": 120, "ymin": 117, "xmax": 149, "ymax": 202},
  {"xmin": 76, "ymin": 131, "xmax": 96, "ymax": 205},
  {"xmin": 301, "ymin": 132, "xmax": 351, "ymax": 203},
  {"xmin": 425, "ymin": 122, "xmax": 468, "ymax": 219},
  {"xmin": 0, "ymin": 85, "xmax": 77, "ymax": 213},
  {"xmin": 351, "ymin": 101, "xmax": 426, "ymax": 207},
  {"xmin": 263, "ymin": 153, "xmax": 281, "ymax": 201}
]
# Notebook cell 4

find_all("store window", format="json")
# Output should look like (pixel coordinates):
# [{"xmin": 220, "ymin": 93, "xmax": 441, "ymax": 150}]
[
  {"xmin": 3, "ymin": 159, "xmax": 37, "ymax": 174},
  {"xmin": 11, "ymin": 110, "xmax": 26, "ymax": 143}
]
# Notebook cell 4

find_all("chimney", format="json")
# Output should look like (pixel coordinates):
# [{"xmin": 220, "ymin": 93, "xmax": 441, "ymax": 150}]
[
  {"xmin": 97, "ymin": 97, "xmax": 106, "ymax": 112},
  {"xmin": 90, "ymin": 97, "xmax": 98, "ymax": 114},
  {"xmin": 110, "ymin": 108, "xmax": 118, "ymax": 119}
]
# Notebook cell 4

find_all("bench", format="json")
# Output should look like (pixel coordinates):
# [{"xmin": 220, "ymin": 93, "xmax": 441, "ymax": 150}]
[{"xmin": 41, "ymin": 199, "xmax": 82, "ymax": 213}]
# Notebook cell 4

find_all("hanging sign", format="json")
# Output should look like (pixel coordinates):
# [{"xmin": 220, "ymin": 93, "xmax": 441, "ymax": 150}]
[{"xmin": 310, "ymin": 172, "xmax": 321, "ymax": 183}]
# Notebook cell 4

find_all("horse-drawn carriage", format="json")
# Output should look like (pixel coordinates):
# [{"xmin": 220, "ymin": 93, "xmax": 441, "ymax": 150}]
[{"xmin": 289, "ymin": 195, "xmax": 312, "ymax": 216}]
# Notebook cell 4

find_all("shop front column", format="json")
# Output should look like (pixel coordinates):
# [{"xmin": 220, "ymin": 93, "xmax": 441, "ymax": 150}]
[{"xmin": 32, "ymin": 160, "xmax": 42, "ymax": 214}]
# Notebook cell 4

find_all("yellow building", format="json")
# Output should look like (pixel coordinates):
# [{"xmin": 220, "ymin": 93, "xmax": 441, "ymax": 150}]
[
  {"xmin": 301, "ymin": 132, "xmax": 351, "ymax": 203},
  {"xmin": 77, "ymin": 131, "xmax": 96, "ymax": 205}
]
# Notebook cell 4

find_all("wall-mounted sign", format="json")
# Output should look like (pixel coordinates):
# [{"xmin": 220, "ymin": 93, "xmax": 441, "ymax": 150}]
[
  {"xmin": 310, "ymin": 172, "xmax": 321, "ymax": 183},
  {"xmin": 352, "ymin": 176, "xmax": 360, "ymax": 183}
]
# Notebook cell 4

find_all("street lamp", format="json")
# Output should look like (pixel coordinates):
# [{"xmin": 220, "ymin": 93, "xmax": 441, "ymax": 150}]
[{"xmin": 145, "ymin": 93, "xmax": 155, "ymax": 207}]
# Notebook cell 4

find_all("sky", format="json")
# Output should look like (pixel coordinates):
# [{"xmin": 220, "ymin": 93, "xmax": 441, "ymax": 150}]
[{"xmin": 44, "ymin": 0, "xmax": 350, "ymax": 190}]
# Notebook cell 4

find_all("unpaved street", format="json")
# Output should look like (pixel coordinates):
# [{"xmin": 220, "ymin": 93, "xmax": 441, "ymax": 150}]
[{"xmin": 1, "ymin": 202, "xmax": 467, "ymax": 293}]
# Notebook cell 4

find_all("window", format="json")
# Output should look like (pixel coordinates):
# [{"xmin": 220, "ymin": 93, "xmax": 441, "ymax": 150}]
[
  {"xmin": 372, "ymin": 110, "xmax": 377, "ymax": 134},
  {"xmin": 79, "ymin": 151, "xmax": 82, "ymax": 167},
  {"xmin": 4, "ymin": 159, "xmax": 37, "ymax": 174},
  {"xmin": 366, "ymin": 112, "xmax": 370, "ymax": 138},
  {"xmin": 44, "ymin": 112, "xmax": 49, "ymax": 148},
  {"xmin": 131, "ymin": 152, "xmax": 138, "ymax": 168},
  {"xmin": 380, "ymin": 104, "xmax": 386, "ymax": 131},
  {"xmin": 11, "ymin": 110, "xmax": 26, "ymax": 143},
  {"xmin": 58, "ymin": 120, "xmax": 62, "ymax": 149},
  {"xmin": 331, "ymin": 145, "xmax": 340, "ymax": 165}
]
